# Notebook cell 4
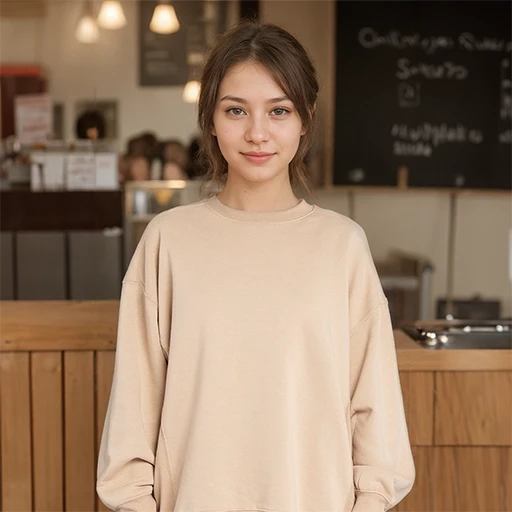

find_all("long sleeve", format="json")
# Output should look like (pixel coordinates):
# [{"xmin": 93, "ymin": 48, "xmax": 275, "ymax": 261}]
[
  {"xmin": 97, "ymin": 220, "xmax": 171, "ymax": 512},
  {"xmin": 347, "ymin": 229, "xmax": 415, "ymax": 511},
  {"xmin": 97, "ymin": 281, "xmax": 167, "ymax": 511},
  {"xmin": 349, "ymin": 302, "xmax": 415, "ymax": 511}
]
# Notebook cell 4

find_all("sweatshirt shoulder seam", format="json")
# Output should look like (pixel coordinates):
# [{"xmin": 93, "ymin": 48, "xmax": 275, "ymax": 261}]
[
  {"xmin": 349, "ymin": 301, "xmax": 388, "ymax": 339},
  {"xmin": 122, "ymin": 280, "xmax": 158, "ymax": 306}
]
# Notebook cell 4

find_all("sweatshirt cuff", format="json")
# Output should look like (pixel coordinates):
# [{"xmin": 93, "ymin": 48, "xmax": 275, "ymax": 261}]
[
  {"xmin": 113, "ymin": 494, "xmax": 157, "ymax": 512},
  {"xmin": 352, "ymin": 492, "xmax": 388, "ymax": 512}
]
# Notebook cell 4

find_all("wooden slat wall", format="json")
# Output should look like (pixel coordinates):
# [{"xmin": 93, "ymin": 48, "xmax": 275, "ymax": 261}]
[
  {"xmin": 32, "ymin": 352, "xmax": 63, "ymax": 511},
  {"xmin": 1, "ymin": 353, "xmax": 32, "ymax": 511},
  {"xmin": 64, "ymin": 352, "xmax": 96, "ymax": 512},
  {"xmin": 1, "ymin": 350, "xmax": 115, "ymax": 512},
  {"xmin": 95, "ymin": 351, "xmax": 116, "ymax": 512},
  {"xmin": 1, "ymin": 355, "xmax": 512, "ymax": 512}
]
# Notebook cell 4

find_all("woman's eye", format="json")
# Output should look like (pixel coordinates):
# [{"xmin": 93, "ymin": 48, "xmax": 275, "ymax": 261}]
[
  {"xmin": 271, "ymin": 108, "xmax": 289, "ymax": 116},
  {"xmin": 227, "ymin": 107, "xmax": 244, "ymax": 116}
]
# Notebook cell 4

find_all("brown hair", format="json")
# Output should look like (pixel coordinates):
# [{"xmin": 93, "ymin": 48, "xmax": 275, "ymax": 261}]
[{"xmin": 198, "ymin": 20, "xmax": 319, "ymax": 198}]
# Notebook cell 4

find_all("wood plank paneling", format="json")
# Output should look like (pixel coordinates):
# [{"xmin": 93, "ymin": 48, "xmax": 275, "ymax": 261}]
[
  {"xmin": 0, "ymin": 352, "xmax": 32, "ymax": 511},
  {"xmin": 31, "ymin": 352, "xmax": 63, "ymax": 511},
  {"xmin": 95, "ymin": 351, "xmax": 116, "ymax": 512},
  {"xmin": 506, "ymin": 446, "xmax": 512, "ymax": 512},
  {"xmin": 431, "ymin": 447, "xmax": 512, "ymax": 511},
  {"xmin": 64, "ymin": 351, "xmax": 96, "ymax": 512},
  {"xmin": 1, "ymin": 301, "xmax": 118, "ymax": 352},
  {"xmin": 400, "ymin": 372, "xmax": 434, "ymax": 446},
  {"xmin": 395, "ymin": 447, "xmax": 433, "ymax": 512},
  {"xmin": 435, "ymin": 372, "xmax": 512, "ymax": 446}
]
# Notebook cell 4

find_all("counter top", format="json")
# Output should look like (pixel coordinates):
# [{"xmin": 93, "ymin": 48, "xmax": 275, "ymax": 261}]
[{"xmin": 1, "ymin": 301, "xmax": 511, "ymax": 370}]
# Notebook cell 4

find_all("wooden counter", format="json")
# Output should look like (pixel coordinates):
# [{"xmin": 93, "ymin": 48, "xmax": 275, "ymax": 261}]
[
  {"xmin": 1, "ymin": 301, "xmax": 511, "ymax": 512},
  {"xmin": 1, "ymin": 300, "xmax": 511, "ymax": 370}
]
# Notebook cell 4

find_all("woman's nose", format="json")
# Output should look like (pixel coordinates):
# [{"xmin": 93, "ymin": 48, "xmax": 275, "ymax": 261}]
[{"xmin": 244, "ymin": 115, "xmax": 269, "ymax": 144}]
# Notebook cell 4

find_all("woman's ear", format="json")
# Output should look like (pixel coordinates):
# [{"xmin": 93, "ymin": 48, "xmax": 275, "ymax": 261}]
[{"xmin": 212, "ymin": 126, "xmax": 217, "ymax": 137}]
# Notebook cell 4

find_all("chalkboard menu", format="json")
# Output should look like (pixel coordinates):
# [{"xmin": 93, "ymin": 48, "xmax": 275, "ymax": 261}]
[{"xmin": 333, "ymin": 1, "xmax": 511, "ymax": 189}]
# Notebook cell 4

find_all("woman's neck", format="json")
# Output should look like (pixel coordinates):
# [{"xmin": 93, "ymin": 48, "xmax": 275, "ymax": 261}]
[{"xmin": 216, "ymin": 188, "xmax": 300, "ymax": 212}]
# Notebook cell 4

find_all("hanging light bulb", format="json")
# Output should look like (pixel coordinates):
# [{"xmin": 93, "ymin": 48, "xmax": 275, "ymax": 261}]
[
  {"xmin": 76, "ymin": 16, "xmax": 100, "ymax": 43},
  {"xmin": 183, "ymin": 80, "xmax": 200, "ymax": 104},
  {"xmin": 76, "ymin": 1, "xmax": 99, "ymax": 44},
  {"xmin": 150, "ymin": 1, "xmax": 180, "ymax": 34},
  {"xmin": 97, "ymin": 0, "xmax": 126, "ymax": 29}
]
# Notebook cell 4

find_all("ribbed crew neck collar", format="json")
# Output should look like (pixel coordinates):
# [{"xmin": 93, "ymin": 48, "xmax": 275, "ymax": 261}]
[{"xmin": 204, "ymin": 194, "xmax": 315, "ymax": 222}]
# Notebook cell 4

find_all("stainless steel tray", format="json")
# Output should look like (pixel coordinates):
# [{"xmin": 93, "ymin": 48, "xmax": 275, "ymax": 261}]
[{"xmin": 401, "ymin": 320, "xmax": 512, "ymax": 350}]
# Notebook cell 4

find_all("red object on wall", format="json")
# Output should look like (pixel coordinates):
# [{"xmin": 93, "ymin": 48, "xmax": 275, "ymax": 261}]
[
  {"xmin": 0, "ymin": 65, "xmax": 43, "ymax": 76},
  {"xmin": 0, "ymin": 65, "xmax": 47, "ymax": 139}
]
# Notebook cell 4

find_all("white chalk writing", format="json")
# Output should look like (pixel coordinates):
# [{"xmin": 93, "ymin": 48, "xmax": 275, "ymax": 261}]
[
  {"xmin": 394, "ymin": 141, "xmax": 433, "ymax": 156},
  {"xmin": 358, "ymin": 28, "xmax": 511, "ymax": 54},
  {"xmin": 391, "ymin": 123, "xmax": 484, "ymax": 156},
  {"xmin": 396, "ymin": 58, "xmax": 468, "ymax": 80},
  {"xmin": 358, "ymin": 28, "xmax": 454, "ymax": 54}
]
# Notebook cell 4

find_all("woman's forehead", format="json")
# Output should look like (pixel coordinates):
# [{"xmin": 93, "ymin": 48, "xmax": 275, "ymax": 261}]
[{"xmin": 218, "ymin": 61, "xmax": 287, "ymax": 100}]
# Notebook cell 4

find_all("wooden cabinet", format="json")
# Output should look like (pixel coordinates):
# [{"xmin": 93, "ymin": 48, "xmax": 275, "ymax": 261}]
[
  {"xmin": 435, "ymin": 372, "xmax": 512, "ymax": 446},
  {"xmin": 1, "ymin": 308, "xmax": 511, "ymax": 512},
  {"xmin": 400, "ymin": 371, "xmax": 434, "ymax": 446},
  {"xmin": 0, "ymin": 349, "xmax": 115, "ymax": 512},
  {"xmin": 394, "ymin": 371, "xmax": 512, "ymax": 512},
  {"xmin": 397, "ymin": 447, "xmax": 512, "ymax": 512}
]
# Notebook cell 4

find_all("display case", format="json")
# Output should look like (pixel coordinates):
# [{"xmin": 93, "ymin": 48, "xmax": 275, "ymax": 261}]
[{"xmin": 123, "ymin": 180, "xmax": 218, "ymax": 271}]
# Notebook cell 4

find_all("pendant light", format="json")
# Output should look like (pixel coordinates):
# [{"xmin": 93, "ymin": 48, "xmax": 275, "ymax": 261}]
[
  {"xmin": 183, "ymin": 51, "xmax": 202, "ymax": 104},
  {"xmin": 76, "ymin": 0, "xmax": 99, "ymax": 44},
  {"xmin": 97, "ymin": 0, "xmax": 126, "ymax": 30},
  {"xmin": 183, "ymin": 80, "xmax": 200, "ymax": 104},
  {"xmin": 150, "ymin": 1, "xmax": 180, "ymax": 35}
]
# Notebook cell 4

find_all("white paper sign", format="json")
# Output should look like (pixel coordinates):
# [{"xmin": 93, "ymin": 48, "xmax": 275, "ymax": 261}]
[
  {"xmin": 15, "ymin": 93, "xmax": 53, "ymax": 142},
  {"xmin": 95, "ymin": 153, "xmax": 119, "ymax": 189},
  {"xmin": 66, "ymin": 153, "xmax": 96, "ymax": 190}
]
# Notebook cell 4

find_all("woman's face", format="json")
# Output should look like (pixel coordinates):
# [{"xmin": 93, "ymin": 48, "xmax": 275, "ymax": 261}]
[{"xmin": 212, "ymin": 61, "xmax": 305, "ymax": 186}]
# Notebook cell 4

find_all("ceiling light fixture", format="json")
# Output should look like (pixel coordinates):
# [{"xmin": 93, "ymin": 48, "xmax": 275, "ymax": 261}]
[
  {"xmin": 150, "ymin": 1, "xmax": 180, "ymax": 35},
  {"xmin": 97, "ymin": 0, "xmax": 126, "ymax": 30},
  {"xmin": 76, "ymin": 0, "xmax": 99, "ymax": 44},
  {"xmin": 183, "ymin": 80, "xmax": 200, "ymax": 104}
]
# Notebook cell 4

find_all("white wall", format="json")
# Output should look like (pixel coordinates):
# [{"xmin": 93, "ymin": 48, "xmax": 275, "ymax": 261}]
[
  {"xmin": 261, "ymin": 0, "xmax": 512, "ymax": 318},
  {"xmin": 0, "ymin": 1, "xmax": 202, "ymax": 149}
]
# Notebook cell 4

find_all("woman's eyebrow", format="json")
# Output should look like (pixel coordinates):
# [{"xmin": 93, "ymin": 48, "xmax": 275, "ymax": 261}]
[
  {"xmin": 268, "ymin": 96, "xmax": 290, "ymax": 103},
  {"xmin": 219, "ymin": 95, "xmax": 291, "ymax": 103},
  {"xmin": 220, "ymin": 95, "xmax": 246, "ymax": 103}
]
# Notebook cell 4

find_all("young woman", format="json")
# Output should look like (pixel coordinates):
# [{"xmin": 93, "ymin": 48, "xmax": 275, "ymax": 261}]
[{"xmin": 97, "ymin": 21, "xmax": 415, "ymax": 512}]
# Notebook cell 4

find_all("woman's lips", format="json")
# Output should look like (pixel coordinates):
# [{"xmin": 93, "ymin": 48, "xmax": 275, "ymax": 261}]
[{"xmin": 242, "ymin": 152, "xmax": 274, "ymax": 164}]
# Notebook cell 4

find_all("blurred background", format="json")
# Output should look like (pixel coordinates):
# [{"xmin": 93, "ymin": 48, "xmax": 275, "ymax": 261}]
[{"xmin": 0, "ymin": 0, "xmax": 509, "ymax": 326}]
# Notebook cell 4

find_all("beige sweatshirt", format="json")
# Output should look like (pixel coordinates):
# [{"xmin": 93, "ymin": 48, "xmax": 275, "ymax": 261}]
[{"xmin": 97, "ymin": 194, "xmax": 415, "ymax": 512}]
